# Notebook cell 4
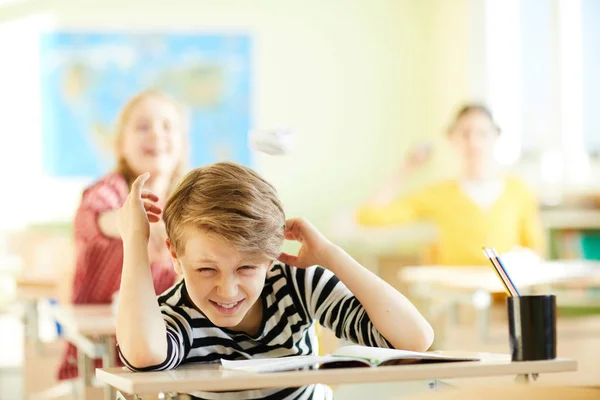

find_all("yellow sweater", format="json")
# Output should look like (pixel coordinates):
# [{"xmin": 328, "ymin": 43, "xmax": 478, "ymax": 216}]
[{"xmin": 356, "ymin": 177, "xmax": 544, "ymax": 266}]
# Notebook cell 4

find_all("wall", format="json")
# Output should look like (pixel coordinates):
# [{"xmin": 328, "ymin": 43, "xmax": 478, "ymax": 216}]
[{"xmin": 0, "ymin": 0, "xmax": 434, "ymax": 235}]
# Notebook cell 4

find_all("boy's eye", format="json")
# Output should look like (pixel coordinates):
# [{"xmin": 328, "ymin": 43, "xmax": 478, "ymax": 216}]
[
  {"xmin": 197, "ymin": 268, "xmax": 216, "ymax": 274},
  {"xmin": 239, "ymin": 265, "xmax": 257, "ymax": 272}
]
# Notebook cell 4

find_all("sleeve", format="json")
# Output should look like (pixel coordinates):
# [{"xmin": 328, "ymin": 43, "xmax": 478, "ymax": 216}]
[
  {"xmin": 517, "ymin": 182, "xmax": 546, "ymax": 255},
  {"xmin": 355, "ymin": 187, "xmax": 434, "ymax": 227},
  {"xmin": 70, "ymin": 176, "xmax": 128, "ymax": 303},
  {"xmin": 118, "ymin": 302, "xmax": 193, "ymax": 371},
  {"xmin": 73, "ymin": 176, "xmax": 126, "ymax": 244},
  {"xmin": 289, "ymin": 265, "xmax": 393, "ymax": 348}
]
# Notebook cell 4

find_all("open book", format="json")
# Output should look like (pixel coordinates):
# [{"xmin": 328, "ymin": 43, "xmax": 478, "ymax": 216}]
[{"xmin": 220, "ymin": 345, "xmax": 479, "ymax": 373}]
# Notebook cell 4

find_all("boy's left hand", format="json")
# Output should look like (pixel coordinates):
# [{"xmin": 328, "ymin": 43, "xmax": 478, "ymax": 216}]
[{"xmin": 278, "ymin": 218, "xmax": 336, "ymax": 269}]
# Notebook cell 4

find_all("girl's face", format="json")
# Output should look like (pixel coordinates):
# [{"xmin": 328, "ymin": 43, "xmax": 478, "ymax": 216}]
[
  {"xmin": 448, "ymin": 111, "xmax": 499, "ymax": 167},
  {"xmin": 118, "ymin": 95, "xmax": 184, "ymax": 178}
]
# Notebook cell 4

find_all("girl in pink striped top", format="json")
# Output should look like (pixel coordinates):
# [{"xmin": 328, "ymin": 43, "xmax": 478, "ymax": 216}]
[{"xmin": 57, "ymin": 90, "xmax": 188, "ymax": 380}]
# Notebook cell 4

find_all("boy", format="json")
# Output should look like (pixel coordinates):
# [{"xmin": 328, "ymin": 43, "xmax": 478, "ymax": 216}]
[{"xmin": 116, "ymin": 162, "xmax": 433, "ymax": 399}]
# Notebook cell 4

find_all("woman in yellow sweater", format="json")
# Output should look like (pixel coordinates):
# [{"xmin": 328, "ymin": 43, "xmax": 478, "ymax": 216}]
[{"xmin": 356, "ymin": 103, "xmax": 544, "ymax": 266}]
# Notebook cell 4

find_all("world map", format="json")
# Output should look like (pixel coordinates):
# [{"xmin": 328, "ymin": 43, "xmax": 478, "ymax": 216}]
[{"xmin": 40, "ymin": 32, "xmax": 251, "ymax": 178}]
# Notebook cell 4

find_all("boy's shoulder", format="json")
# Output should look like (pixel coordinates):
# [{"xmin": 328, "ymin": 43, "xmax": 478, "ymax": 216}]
[
  {"xmin": 267, "ymin": 262, "xmax": 334, "ymax": 290},
  {"xmin": 267, "ymin": 261, "xmax": 291, "ymax": 276},
  {"xmin": 158, "ymin": 280, "xmax": 193, "ymax": 309},
  {"xmin": 267, "ymin": 262, "xmax": 320, "ymax": 280}
]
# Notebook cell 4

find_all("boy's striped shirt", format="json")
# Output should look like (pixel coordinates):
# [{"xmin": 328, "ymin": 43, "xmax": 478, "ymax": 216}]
[{"xmin": 119, "ymin": 263, "xmax": 392, "ymax": 399}]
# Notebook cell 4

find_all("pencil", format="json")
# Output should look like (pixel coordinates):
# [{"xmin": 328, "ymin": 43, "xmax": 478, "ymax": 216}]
[
  {"xmin": 482, "ymin": 247, "xmax": 521, "ymax": 297},
  {"xmin": 490, "ymin": 248, "xmax": 521, "ymax": 296}
]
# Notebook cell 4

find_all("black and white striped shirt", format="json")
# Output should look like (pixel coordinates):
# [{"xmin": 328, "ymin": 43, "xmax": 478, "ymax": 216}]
[{"xmin": 120, "ymin": 263, "xmax": 392, "ymax": 399}]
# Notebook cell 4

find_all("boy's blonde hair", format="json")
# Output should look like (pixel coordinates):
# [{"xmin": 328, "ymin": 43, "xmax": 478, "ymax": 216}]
[
  {"xmin": 163, "ymin": 162, "xmax": 286, "ymax": 259},
  {"xmin": 114, "ymin": 89, "xmax": 189, "ymax": 194}
]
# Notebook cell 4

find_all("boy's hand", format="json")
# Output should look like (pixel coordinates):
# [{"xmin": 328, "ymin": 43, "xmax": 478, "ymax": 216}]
[
  {"xmin": 117, "ymin": 173, "xmax": 163, "ymax": 244},
  {"xmin": 278, "ymin": 218, "xmax": 336, "ymax": 269}
]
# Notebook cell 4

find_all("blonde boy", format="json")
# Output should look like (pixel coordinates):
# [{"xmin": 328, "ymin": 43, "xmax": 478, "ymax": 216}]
[{"xmin": 116, "ymin": 162, "xmax": 433, "ymax": 399}]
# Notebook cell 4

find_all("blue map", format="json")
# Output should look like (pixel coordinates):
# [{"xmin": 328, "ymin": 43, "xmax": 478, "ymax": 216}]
[{"xmin": 40, "ymin": 32, "xmax": 251, "ymax": 178}]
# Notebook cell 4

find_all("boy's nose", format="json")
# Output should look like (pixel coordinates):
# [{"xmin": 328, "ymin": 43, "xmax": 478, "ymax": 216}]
[{"xmin": 217, "ymin": 279, "xmax": 239, "ymax": 298}]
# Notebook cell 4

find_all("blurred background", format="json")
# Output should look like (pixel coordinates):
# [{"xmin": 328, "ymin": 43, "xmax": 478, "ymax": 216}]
[{"xmin": 1, "ymin": 0, "xmax": 600, "ymax": 399}]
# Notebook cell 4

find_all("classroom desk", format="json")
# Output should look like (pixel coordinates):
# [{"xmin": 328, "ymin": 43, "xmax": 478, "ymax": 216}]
[
  {"xmin": 16, "ymin": 275, "xmax": 59, "ymax": 352},
  {"xmin": 49, "ymin": 304, "xmax": 116, "ymax": 400},
  {"xmin": 541, "ymin": 208, "xmax": 600, "ymax": 230},
  {"xmin": 399, "ymin": 260, "xmax": 600, "ymax": 343},
  {"xmin": 96, "ymin": 353, "xmax": 576, "ymax": 399}
]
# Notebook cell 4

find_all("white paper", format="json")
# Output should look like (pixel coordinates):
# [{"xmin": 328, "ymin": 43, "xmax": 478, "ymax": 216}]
[{"xmin": 220, "ymin": 355, "xmax": 327, "ymax": 373}]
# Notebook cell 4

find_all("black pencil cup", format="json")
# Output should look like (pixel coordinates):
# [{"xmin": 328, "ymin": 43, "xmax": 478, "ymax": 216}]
[{"xmin": 507, "ymin": 295, "xmax": 557, "ymax": 361}]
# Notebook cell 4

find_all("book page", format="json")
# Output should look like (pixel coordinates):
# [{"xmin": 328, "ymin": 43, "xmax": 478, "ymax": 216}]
[
  {"xmin": 332, "ymin": 346, "xmax": 479, "ymax": 365},
  {"xmin": 220, "ymin": 355, "xmax": 328, "ymax": 373},
  {"xmin": 220, "ymin": 355, "xmax": 373, "ymax": 373}
]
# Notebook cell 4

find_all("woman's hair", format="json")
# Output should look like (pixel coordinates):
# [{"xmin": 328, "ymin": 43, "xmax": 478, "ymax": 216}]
[
  {"xmin": 163, "ymin": 162, "xmax": 286, "ymax": 260},
  {"xmin": 447, "ymin": 103, "xmax": 501, "ymax": 134},
  {"xmin": 114, "ymin": 89, "xmax": 189, "ymax": 195}
]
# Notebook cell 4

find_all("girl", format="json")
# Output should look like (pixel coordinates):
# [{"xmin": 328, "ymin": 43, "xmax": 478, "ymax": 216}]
[
  {"xmin": 356, "ymin": 103, "xmax": 544, "ymax": 266},
  {"xmin": 57, "ymin": 89, "xmax": 188, "ymax": 380}
]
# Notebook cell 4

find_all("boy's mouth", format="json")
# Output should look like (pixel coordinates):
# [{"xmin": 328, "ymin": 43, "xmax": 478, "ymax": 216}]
[{"xmin": 210, "ymin": 299, "xmax": 244, "ymax": 315}]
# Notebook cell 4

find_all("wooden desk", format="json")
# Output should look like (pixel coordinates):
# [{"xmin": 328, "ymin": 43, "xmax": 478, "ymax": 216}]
[
  {"xmin": 401, "ymin": 260, "xmax": 600, "ymax": 293},
  {"xmin": 16, "ymin": 275, "xmax": 59, "ymax": 354},
  {"xmin": 49, "ymin": 304, "xmax": 116, "ymax": 400},
  {"xmin": 50, "ymin": 304, "xmax": 115, "ymax": 336},
  {"xmin": 399, "ymin": 260, "xmax": 600, "ymax": 343},
  {"xmin": 541, "ymin": 209, "xmax": 600, "ymax": 230},
  {"xmin": 326, "ymin": 215, "xmax": 437, "ymax": 275},
  {"xmin": 17, "ymin": 275, "xmax": 58, "ymax": 301},
  {"xmin": 96, "ymin": 353, "xmax": 576, "ymax": 398}
]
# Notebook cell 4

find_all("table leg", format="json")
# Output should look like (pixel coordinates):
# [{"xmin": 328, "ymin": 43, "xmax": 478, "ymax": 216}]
[
  {"xmin": 414, "ymin": 283, "xmax": 447, "ymax": 348},
  {"xmin": 77, "ymin": 347, "xmax": 93, "ymax": 399},
  {"xmin": 472, "ymin": 290, "xmax": 492, "ymax": 343},
  {"xmin": 449, "ymin": 301, "xmax": 460, "ymax": 325},
  {"xmin": 102, "ymin": 336, "xmax": 117, "ymax": 400},
  {"xmin": 24, "ymin": 299, "xmax": 42, "ymax": 354}
]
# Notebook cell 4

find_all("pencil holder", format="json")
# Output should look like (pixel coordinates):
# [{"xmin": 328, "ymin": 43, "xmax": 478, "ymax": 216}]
[{"xmin": 507, "ymin": 295, "xmax": 557, "ymax": 361}]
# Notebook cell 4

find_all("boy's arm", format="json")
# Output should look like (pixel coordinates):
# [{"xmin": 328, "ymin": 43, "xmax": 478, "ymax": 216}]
[
  {"xmin": 279, "ymin": 218, "xmax": 433, "ymax": 352},
  {"xmin": 322, "ymin": 247, "xmax": 433, "ymax": 351},
  {"xmin": 117, "ymin": 236, "xmax": 169, "ymax": 368},
  {"xmin": 116, "ymin": 173, "xmax": 171, "ymax": 368}
]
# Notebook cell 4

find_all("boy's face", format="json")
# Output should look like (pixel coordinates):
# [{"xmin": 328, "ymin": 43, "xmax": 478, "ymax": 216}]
[{"xmin": 167, "ymin": 227, "xmax": 271, "ymax": 333}]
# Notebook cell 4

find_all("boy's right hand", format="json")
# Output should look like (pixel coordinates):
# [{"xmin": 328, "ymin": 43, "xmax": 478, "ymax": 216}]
[{"xmin": 117, "ymin": 173, "xmax": 163, "ymax": 244}]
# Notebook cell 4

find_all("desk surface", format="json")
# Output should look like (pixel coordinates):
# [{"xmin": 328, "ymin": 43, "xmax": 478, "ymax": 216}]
[
  {"xmin": 399, "ymin": 260, "xmax": 600, "ymax": 293},
  {"xmin": 50, "ymin": 304, "xmax": 115, "ymax": 336},
  {"xmin": 541, "ymin": 208, "xmax": 600, "ymax": 229},
  {"xmin": 16, "ymin": 275, "xmax": 59, "ymax": 301},
  {"xmin": 96, "ymin": 353, "xmax": 576, "ymax": 394}
]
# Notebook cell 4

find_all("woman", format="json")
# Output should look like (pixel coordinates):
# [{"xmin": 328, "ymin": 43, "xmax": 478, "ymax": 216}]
[{"xmin": 356, "ymin": 103, "xmax": 544, "ymax": 266}]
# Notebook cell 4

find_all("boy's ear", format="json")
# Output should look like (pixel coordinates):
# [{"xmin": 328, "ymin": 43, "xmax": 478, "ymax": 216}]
[{"xmin": 165, "ymin": 238, "xmax": 183, "ymax": 275}]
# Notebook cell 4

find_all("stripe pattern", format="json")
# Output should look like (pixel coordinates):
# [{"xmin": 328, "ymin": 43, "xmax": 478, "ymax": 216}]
[{"xmin": 120, "ymin": 263, "xmax": 392, "ymax": 399}]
